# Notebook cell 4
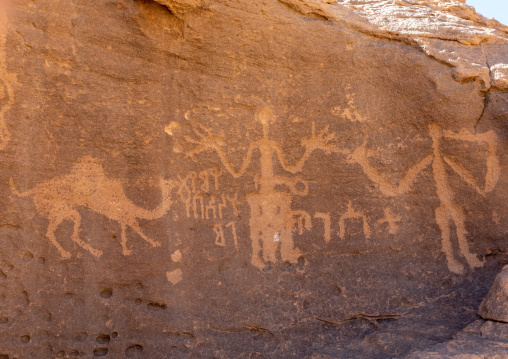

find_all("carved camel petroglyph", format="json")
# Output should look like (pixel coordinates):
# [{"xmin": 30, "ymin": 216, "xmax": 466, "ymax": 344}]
[{"xmin": 10, "ymin": 157, "xmax": 176, "ymax": 259}]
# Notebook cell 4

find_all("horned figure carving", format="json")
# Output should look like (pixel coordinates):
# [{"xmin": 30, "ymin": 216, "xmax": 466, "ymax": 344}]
[
  {"xmin": 10, "ymin": 157, "xmax": 176, "ymax": 259},
  {"xmin": 349, "ymin": 124, "xmax": 500, "ymax": 274}
]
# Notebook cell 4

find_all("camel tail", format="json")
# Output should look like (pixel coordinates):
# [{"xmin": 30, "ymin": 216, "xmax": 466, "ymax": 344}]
[{"xmin": 9, "ymin": 178, "xmax": 32, "ymax": 197}]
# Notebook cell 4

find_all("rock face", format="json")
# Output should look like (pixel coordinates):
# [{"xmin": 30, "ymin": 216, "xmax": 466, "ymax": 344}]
[
  {"xmin": 408, "ymin": 320, "xmax": 508, "ymax": 359},
  {"xmin": 479, "ymin": 264, "xmax": 508, "ymax": 322},
  {"xmin": 0, "ymin": 0, "xmax": 507, "ymax": 358}
]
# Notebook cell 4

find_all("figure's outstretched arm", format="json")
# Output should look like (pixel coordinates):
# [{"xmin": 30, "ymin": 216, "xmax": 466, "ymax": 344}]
[
  {"xmin": 349, "ymin": 142, "xmax": 433, "ymax": 197},
  {"xmin": 443, "ymin": 129, "xmax": 499, "ymax": 194},
  {"xmin": 184, "ymin": 124, "xmax": 255, "ymax": 178},
  {"xmin": 276, "ymin": 122, "xmax": 343, "ymax": 174}
]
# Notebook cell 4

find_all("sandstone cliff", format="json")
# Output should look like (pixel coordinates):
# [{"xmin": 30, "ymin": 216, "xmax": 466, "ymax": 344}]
[{"xmin": 0, "ymin": 0, "xmax": 507, "ymax": 358}]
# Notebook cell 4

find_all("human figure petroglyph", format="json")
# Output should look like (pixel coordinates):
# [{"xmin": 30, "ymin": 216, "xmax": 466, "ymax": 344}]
[
  {"xmin": 169, "ymin": 106, "xmax": 342, "ymax": 269},
  {"xmin": 350, "ymin": 124, "xmax": 500, "ymax": 274},
  {"xmin": 10, "ymin": 157, "xmax": 177, "ymax": 259}
]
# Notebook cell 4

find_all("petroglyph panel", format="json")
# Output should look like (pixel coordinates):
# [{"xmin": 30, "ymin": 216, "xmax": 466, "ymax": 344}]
[{"xmin": 1, "ymin": 0, "xmax": 508, "ymax": 358}]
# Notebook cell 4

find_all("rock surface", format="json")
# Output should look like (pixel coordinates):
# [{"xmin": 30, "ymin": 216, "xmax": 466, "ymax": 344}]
[
  {"xmin": 0, "ymin": 0, "xmax": 507, "ymax": 358},
  {"xmin": 479, "ymin": 264, "xmax": 508, "ymax": 322},
  {"xmin": 408, "ymin": 320, "xmax": 508, "ymax": 359}
]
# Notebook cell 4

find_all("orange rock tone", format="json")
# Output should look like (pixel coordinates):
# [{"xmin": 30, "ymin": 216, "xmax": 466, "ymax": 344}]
[{"xmin": 0, "ymin": 0, "xmax": 507, "ymax": 358}]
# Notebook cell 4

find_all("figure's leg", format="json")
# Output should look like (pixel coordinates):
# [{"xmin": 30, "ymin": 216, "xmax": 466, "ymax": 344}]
[
  {"xmin": 119, "ymin": 223, "xmax": 132, "ymax": 256},
  {"xmin": 280, "ymin": 229, "xmax": 303, "ymax": 264},
  {"xmin": 262, "ymin": 231, "xmax": 278, "ymax": 264},
  {"xmin": 248, "ymin": 198, "xmax": 267, "ymax": 269},
  {"xmin": 250, "ymin": 235, "xmax": 264, "ymax": 270},
  {"xmin": 129, "ymin": 220, "xmax": 161, "ymax": 248},
  {"xmin": 67, "ymin": 209, "xmax": 103, "ymax": 257},
  {"xmin": 435, "ymin": 205, "xmax": 463, "ymax": 274},
  {"xmin": 46, "ymin": 214, "xmax": 72, "ymax": 259},
  {"xmin": 450, "ymin": 204, "xmax": 484, "ymax": 269}
]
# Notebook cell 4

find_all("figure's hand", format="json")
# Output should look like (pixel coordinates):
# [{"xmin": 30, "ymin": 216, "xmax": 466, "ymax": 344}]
[
  {"xmin": 301, "ymin": 122, "xmax": 337, "ymax": 154},
  {"xmin": 444, "ymin": 128, "xmax": 497, "ymax": 146},
  {"xmin": 184, "ymin": 124, "xmax": 226, "ymax": 159}
]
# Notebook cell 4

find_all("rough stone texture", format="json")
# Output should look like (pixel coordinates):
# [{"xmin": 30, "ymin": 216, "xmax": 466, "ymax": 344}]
[
  {"xmin": 479, "ymin": 264, "xmax": 508, "ymax": 322},
  {"xmin": 0, "ymin": 0, "xmax": 507, "ymax": 358},
  {"xmin": 408, "ymin": 320, "xmax": 508, "ymax": 358}
]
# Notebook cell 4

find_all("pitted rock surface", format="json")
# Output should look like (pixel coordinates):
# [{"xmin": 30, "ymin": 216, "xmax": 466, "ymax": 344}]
[{"xmin": 0, "ymin": 0, "xmax": 507, "ymax": 358}]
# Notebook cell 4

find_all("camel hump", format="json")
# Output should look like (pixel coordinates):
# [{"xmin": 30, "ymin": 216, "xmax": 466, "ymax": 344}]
[
  {"xmin": 9, "ymin": 177, "xmax": 32, "ymax": 197},
  {"xmin": 70, "ymin": 156, "xmax": 106, "ymax": 178}
]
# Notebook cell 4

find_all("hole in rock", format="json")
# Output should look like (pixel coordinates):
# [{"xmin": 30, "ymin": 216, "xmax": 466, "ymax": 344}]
[
  {"xmin": 96, "ymin": 334, "xmax": 110, "ymax": 344},
  {"xmin": 100, "ymin": 288, "xmax": 113, "ymax": 298},
  {"xmin": 93, "ymin": 347, "xmax": 108, "ymax": 357}
]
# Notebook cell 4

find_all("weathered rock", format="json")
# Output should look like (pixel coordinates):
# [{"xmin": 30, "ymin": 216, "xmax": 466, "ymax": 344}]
[
  {"xmin": 479, "ymin": 265, "xmax": 508, "ymax": 322},
  {"xmin": 0, "ymin": 0, "xmax": 507, "ymax": 358},
  {"xmin": 407, "ymin": 320, "xmax": 508, "ymax": 358}
]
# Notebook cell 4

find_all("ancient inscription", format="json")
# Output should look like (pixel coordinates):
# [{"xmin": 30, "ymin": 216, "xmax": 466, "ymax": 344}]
[
  {"xmin": 176, "ymin": 169, "xmax": 238, "ymax": 220},
  {"xmin": 167, "ymin": 107, "xmax": 343, "ymax": 269},
  {"xmin": 314, "ymin": 212, "xmax": 331, "ymax": 243},
  {"xmin": 378, "ymin": 208, "xmax": 401, "ymax": 235},
  {"xmin": 213, "ymin": 221, "xmax": 238, "ymax": 250},
  {"xmin": 10, "ymin": 157, "xmax": 177, "ymax": 259},
  {"xmin": 350, "ymin": 124, "xmax": 500, "ymax": 274},
  {"xmin": 338, "ymin": 201, "xmax": 372, "ymax": 240}
]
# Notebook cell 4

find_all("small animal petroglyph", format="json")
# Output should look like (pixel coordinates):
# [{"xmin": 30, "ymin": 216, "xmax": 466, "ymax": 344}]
[
  {"xmin": 10, "ymin": 157, "xmax": 176, "ymax": 259},
  {"xmin": 331, "ymin": 85, "xmax": 367, "ymax": 123}
]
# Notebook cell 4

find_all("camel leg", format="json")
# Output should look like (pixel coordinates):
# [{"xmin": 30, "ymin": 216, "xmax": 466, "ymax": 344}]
[
  {"xmin": 128, "ymin": 221, "xmax": 161, "ymax": 248},
  {"xmin": 120, "ymin": 223, "xmax": 132, "ymax": 256},
  {"xmin": 46, "ymin": 216, "xmax": 72, "ymax": 259},
  {"xmin": 450, "ymin": 203, "xmax": 484, "ymax": 270},
  {"xmin": 67, "ymin": 209, "xmax": 103, "ymax": 257},
  {"xmin": 435, "ymin": 204, "xmax": 464, "ymax": 275}
]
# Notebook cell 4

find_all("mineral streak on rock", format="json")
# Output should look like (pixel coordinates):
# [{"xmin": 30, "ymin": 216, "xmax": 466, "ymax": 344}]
[{"xmin": 0, "ymin": 0, "xmax": 507, "ymax": 358}]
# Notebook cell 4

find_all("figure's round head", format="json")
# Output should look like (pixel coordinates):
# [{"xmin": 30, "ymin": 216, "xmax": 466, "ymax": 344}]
[
  {"xmin": 428, "ymin": 123, "xmax": 442, "ymax": 138},
  {"xmin": 256, "ymin": 107, "xmax": 277, "ymax": 126}
]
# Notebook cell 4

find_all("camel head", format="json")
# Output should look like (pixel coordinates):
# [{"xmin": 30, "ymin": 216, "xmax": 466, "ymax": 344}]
[{"xmin": 159, "ymin": 177, "xmax": 178, "ymax": 198}]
